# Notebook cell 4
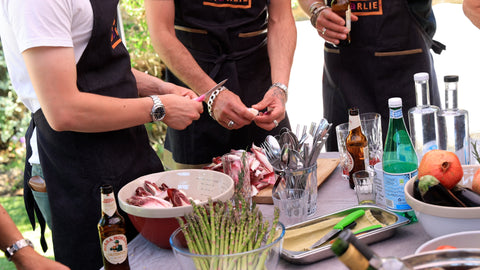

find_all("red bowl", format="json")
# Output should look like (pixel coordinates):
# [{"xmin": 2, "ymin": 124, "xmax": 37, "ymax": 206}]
[{"xmin": 118, "ymin": 169, "xmax": 234, "ymax": 249}]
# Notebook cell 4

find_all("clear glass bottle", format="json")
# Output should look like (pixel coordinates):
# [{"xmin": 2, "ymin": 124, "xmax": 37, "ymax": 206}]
[
  {"xmin": 382, "ymin": 98, "xmax": 418, "ymax": 221},
  {"xmin": 408, "ymin": 72, "xmax": 439, "ymax": 162},
  {"xmin": 346, "ymin": 108, "xmax": 369, "ymax": 189},
  {"xmin": 331, "ymin": 0, "xmax": 351, "ymax": 47},
  {"xmin": 98, "ymin": 184, "xmax": 130, "ymax": 270},
  {"xmin": 437, "ymin": 75, "xmax": 470, "ymax": 164},
  {"xmin": 333, "ymin": 229, "xmax": 413, "ymax": 270}
]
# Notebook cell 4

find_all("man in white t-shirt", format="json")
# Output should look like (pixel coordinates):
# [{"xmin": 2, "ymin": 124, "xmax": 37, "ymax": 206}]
[{"xmin": 0, "ymin": 0, "xmax": 203, "ymax": 268}]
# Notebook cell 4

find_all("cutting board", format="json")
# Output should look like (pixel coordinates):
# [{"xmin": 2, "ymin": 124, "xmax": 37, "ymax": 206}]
[{"xmin": 253, "ymin": 158, "xmax": 340, "ymax": 204}]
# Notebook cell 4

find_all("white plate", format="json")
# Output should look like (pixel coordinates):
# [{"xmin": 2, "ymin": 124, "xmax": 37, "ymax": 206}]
[{"xmin": 415, "ymin": 230, "xmax": 480, "ymax": 254}]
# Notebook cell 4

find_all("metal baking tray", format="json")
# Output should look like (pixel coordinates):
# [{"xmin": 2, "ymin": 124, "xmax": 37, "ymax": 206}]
[{"xmin": 281, "ymin": 205, "xmax": 410, "ymax": 264}]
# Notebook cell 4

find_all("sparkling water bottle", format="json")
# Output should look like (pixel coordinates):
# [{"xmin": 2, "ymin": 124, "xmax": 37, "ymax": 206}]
[
  {"xmin": 383, "ymin": 98, "xmax": 418, "ymax": 222},
  {"xmin": 408, "ymin": 72, "xmax": 439, "ymax": 162}
]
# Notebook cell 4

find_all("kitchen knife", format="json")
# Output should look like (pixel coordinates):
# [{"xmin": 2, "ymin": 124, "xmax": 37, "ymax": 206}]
[
  {"xmin": 194, "ymin": 79, "xmax": 228, "ymax": 102},
  {"xmin": 308, "ymin": 209, "xmax": 365, "ymax": 250}
]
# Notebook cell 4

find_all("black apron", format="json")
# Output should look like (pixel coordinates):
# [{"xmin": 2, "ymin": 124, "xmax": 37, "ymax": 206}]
[
  {"xmin": 323, "ymin": 0, "xmax": 442, "ymax": 151},
  {"xmin": 22, "ymin": 0, "xmax": 164, "ymax": 268},
  {"xmin": 163, "ymin": 0, "xmax": 290, "ymax": 168}
]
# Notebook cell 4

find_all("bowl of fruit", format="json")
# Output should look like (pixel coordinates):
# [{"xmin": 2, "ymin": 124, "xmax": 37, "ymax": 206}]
[
  {"xmin": 118, "ymin": 169, "xmax": 234, "ymax": 249},
  {"xmin": 404, "ymin": 150, "xmax": 480, "ymax": 238}
]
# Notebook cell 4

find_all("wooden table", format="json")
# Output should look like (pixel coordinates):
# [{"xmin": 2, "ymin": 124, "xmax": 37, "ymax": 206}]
[{"xmin": 125, "ymin": 152, "xmax": 431, "ymax": 269}]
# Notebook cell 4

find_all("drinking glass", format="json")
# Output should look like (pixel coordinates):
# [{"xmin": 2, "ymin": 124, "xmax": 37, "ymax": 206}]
[
  {"xmin": 360, "ymin": 113, "xmax": 383, "ymax": 167},
  {"xmin": 353, "ymin": 170, "xmax": 376, "ymax": 205},
  {"xmin": 272, "ymin": 189, "xmax": 308, "ymax": 226}
]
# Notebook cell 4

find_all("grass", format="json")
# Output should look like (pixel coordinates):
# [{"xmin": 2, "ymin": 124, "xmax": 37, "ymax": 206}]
[{"xmin": 0, "ymin": 195, "xmax": 55, "ymax": 269}]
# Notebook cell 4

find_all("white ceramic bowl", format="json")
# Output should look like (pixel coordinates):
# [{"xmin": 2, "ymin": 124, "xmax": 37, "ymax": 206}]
[
  {"xmin": 118, "ymin": 169, "xmax": 234, "ymax": 248},
  {"xmin": 415, "ymin": 230, "xmax": 480, "ymax": 254},
  {"xmin": 404, "ymin": 165, "xmax": 480, "ymax": 238}
]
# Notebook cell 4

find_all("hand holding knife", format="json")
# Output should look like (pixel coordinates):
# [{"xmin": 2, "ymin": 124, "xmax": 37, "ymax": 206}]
[{"xmin": 194, "ymin": 79, "xmax": 228, "ymax": 102}]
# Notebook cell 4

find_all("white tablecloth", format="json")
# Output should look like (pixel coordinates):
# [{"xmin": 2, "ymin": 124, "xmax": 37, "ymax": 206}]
[{"xmin": 125, "ymin": 152, "xmax": 431, "ymax": 269}]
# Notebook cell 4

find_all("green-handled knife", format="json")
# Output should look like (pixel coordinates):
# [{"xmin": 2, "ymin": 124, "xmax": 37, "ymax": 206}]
[{"xmin": 308, "ymin": 209, "xmax": 365, "ymax": 250}]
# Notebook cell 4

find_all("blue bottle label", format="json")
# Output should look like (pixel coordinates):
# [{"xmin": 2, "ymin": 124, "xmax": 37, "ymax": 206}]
[
  {"xmin": 383, "ymin": 170, "xmax": 417, "ymax": 211},
  {"xmin": 389, "ymin": 108, "xmax": 403, "ymax": 119}
]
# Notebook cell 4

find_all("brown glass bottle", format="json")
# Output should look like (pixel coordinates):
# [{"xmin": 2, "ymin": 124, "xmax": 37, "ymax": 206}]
[
  {"xmin": 331, "ymin": 0, "xmax": 351, "ymax": 47},
  {"xmin": 98, "ymin": 184, "xmax": 130, "ymax": 270},
  {"xmin": 345, "ymin": 108, "xmax": 368, "ymax": 189}
]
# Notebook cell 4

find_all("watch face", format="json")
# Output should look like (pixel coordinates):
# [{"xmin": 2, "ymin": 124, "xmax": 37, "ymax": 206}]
[{"xmin": 153, "ymin": 106, "xmax": 165, "ymax": 121}]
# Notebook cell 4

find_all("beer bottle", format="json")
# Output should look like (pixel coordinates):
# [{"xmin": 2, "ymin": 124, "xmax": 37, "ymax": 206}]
[
  {"xmin": 346, "ymin": 108, "xmax": 369, "ymax": 189},
  {"xmin": 331, "ymin": 0, "xmax": 351, "ymax": 47},
  {"xmin": 98, "ymin": 184, "xmax": 130, "ymax": 270}
]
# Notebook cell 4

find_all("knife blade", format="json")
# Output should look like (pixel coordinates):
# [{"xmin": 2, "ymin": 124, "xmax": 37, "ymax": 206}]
[
  {"xmin": 194, "ymin": 79, "xmax": 228, "ymax": 102},
  {"xmin": 308, "ymin": 209, "xmax": 365, "ymax": 250}
]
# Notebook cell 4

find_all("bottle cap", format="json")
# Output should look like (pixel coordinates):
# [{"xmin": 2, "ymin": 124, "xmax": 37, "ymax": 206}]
[
  {"xmin": 388, "ymin": 97, "xmax": 402, "ymax": 108},
  {"xmin": 414, "ymin": 72, "xmax": 429, "ymax": 82},
  {"xmin": 348, "ymin": 107, "xmax": 359, "ymax": 115},
  {"xmin": 100, "ymin": 184, "xmax": 113, "ymax": 194},
  {"xmin": 444, "ymin": 75, "xmax": 459, "ymax": 82}
]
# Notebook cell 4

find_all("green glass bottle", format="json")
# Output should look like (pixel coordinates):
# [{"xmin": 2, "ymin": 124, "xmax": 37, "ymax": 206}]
[
  {"xmin": 335, "ymin": 229, "xmax": 413, "ymax": 270},
  {"xmin": 331, "ymin": 236, "xmax": 375, "ymax": 270},
  {"xmin": 382, "ymin": 98, "xmax": 418, "ymax": 222}
]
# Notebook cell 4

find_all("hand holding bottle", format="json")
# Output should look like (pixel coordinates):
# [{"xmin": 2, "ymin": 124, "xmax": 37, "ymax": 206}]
[{"xmin": 312, "ymin": 1, "xmax": 358, "ymax": 46}]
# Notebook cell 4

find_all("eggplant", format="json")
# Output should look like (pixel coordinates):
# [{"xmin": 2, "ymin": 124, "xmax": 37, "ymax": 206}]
[
  {"xmin": 451, "ymin": 185, "xmax": 480, "ymax": 207},
  {"xmin": 417, "ymin": 175, "xmax": 466, "ymax": 207},
  {"xmin": 413, "ymin": 178, "xmax": 423, "ymax": 201}
]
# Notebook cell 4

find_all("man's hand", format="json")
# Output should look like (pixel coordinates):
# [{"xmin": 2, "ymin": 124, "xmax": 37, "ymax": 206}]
[
  {"xmin": 210, "ymin": 90, "xmax": 255, "ymax": 130},
  {"xmin": 161, "ymin": 94, "xmax": 203, "ymax": 130},
  {"xmin": 312, "ymin": 7, "xmax": 358, "ymax": 45},
  {"xmin": 251, "ymin": 86, "xmax": 287, "ymax": 131}
]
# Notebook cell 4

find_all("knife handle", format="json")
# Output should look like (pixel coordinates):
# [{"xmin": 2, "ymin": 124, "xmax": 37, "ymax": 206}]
[{"xmin": 333, "ymin": 209, "xmax": 365, "ymax": 230}]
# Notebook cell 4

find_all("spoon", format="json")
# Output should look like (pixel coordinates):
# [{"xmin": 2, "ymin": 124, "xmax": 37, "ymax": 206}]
[{"xmin": 266, "ymin": 135, "xmax": 281, "ymax": 160}]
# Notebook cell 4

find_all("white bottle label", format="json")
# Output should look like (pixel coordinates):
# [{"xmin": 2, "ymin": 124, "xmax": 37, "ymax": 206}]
[
  {"xmin": 346, "ymin": 5, "xmax": 351, "ymax": 31},
  {"xmin": 383, "ymin": 170, "xmax": 417, "ymax": 211},
  {"xmin": 101, "ymin": 193, "xmax": 117, "ymax": 217},
  {"xmin": 348, "ymin": 115, "xmax": 361, "ymax": 131},
  {"xmin": 102, "ymin": 234, "xmax": 128, "ymax": 264}
]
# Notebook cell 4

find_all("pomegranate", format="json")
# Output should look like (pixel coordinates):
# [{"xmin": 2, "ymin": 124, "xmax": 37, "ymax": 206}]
[
  {"xmin": 473, "ymin": 168, "xmax": 480, "ymax": 194},
  {"xmin": 418, "ymin": 149, "xmax": 463, "ymax": 190}
]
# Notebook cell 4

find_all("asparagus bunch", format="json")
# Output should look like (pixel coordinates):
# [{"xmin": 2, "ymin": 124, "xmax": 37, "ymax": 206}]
[{"xmin": 177, "ymin": 197, "xmax": 280, "ymax": 270}]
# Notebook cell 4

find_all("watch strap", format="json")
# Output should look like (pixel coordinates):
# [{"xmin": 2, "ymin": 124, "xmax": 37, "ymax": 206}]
[{"xmin": 5, "ymin": 239, "xmax": 34, "ymax": 261}]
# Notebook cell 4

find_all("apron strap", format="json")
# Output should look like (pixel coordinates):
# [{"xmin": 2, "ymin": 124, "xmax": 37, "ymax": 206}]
[
  {"xmin": 23, "ymin": 117, "xmax": 48, "ymax": 252},
  {"xmin": 431, "ymin": 39, "xmax": 446, "ymax": 54}
]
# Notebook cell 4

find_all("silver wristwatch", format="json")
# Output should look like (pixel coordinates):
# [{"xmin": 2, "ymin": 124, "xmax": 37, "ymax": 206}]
[
  {"xmin": 5, "ymin": 239, "xmax": 34, "ymax": 261},
  {"xmin": 149, "ymin": 95, "xmax": 166, "ymax": 122}
]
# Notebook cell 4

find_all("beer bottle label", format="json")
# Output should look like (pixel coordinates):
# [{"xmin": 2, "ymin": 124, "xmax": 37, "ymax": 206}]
[
  {"xmin": 348, "ymin": 116, "xmax": 361, "ymax": 131},
  {"xmin": 101, "ymin": 193, "xmax": 117, "ymax": 217},
  {"xmin": 345, "ymin": 5, "xmax": 351, "ymax": 31},
  {"xmin": 338, "ymin": 243, "xmax": 370, "ymax": 270},
  {"xmin": 346, "ymin": 151, "xmax": 354, "ymax": 172},
  {"xmin": 102, "ymin": 234, "xmax": 128, "ymax": 264}
]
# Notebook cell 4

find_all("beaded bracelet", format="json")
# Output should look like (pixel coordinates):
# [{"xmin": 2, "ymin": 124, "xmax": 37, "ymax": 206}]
[
  {"xmin": 207, "ymin": 86, "xmax": 226, "ymax": 120},
  {"xmin": 269, "ymin": 82, "xmax": 288, "ymax": 101}
]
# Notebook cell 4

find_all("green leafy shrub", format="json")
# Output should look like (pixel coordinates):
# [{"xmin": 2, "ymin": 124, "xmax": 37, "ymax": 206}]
[{"xmin": 0, "ymin": 42, "xmax": 29, "ymax": 191}]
